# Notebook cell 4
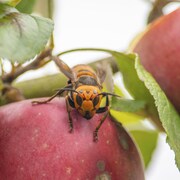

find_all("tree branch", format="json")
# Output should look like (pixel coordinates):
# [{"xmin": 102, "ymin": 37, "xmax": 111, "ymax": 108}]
[
  {"xmin": 1, "ymin": 48, "xmax": 52, "ymax": 84},
  {"xmin": 147, "ymin": 0, "xmax": 180, "ymax": 23}
]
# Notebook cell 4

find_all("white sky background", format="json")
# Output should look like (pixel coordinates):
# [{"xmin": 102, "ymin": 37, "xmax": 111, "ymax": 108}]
[
  {"xmin": 24, "ymin": 0, "xmax": 179, "ymax": 179},
  {"xmin": 51, "ymin": 1, "xmax": 180, "ymax": 179}
]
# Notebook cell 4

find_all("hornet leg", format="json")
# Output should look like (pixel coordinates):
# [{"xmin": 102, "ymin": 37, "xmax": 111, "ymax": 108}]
[
  {"xmin": 31, "ymin": 85, "xmax": 72, "ymax": 104},
  {"xmin": 32, "ymin": 90, "xmax": 63, "ymax": 104},
  {"xmin": 94, "ymin": 95, "xmax": 109, "ymax": 142},
  {"xmin": 65, "ymin": 96, "xmax": 74, "ymax": 133}
]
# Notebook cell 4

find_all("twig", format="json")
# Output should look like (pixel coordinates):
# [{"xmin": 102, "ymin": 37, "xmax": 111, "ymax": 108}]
[
  {"xmin": 147, "ymin": 0, "xmax": 180, "ymax": 23},
  {"xmin": 1, "ymin": 48, "xmax": 52, "ymax": 83},
  {"xmin": 48, "ymin": 0, "xmax": 54, "ymax": 48}
]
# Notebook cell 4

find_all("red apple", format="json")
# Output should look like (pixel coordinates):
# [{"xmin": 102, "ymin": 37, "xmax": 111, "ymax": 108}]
[
  {"xmin": 133, "ymin": 8, "xmax": 180, "ymax": 113},
  {"xmin": 0, "ymin": 98, "xmax": 144, "ymax": 180}
]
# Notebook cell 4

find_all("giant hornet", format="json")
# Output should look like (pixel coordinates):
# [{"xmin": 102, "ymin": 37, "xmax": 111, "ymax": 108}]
[{"xmin": 33, "ymin": 56, "xmax": 120, "ymax": 142}]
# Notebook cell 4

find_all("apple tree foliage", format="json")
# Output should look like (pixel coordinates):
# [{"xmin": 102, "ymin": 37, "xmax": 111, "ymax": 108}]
[{"xmin": 0, "ymin": 0, "xmax": 180, "ymax": 170}]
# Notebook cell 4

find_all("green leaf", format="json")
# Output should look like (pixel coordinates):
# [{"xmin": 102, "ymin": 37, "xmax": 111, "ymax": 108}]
[
  {"xmin": 111, "ymin": 97, "xmax": 146, "ymax": 112},
  {"xmin": 16, "ymin": 0, "xmax": 36, "ymax": 14},
  {"xmin": 103, "ymin": 62, "xmax": 114, "ymax": 94},
  {"xmin": 112, "ymin": 53, "xmax": 158, "ymax": 117},
  {"xmin": 113, "ymin": 84, "xmax": 124, "ymax": 97},
  {"xmin": 0, "ymin": 78, "xmax": 3, "ymax": 90},
  {"xmin": 0, "ymin": 5, "xmax": 54, "ymax": 63},
  {"xmin": 110, "ymin": 84, "xmax": 146, "ymax": 124},
  {"xmin": 0, "ymin": 0, "xmax": 21, "ymax": 6},
  {"xmin": 110, "ymin": 109, "xmax": 145, "ymax": 125},
  {"xmin": 135, "ymin": 56, "xmax": 180, "ymax": 169},
  {"xmin": 111, "ymin": 84, "xmax": 146, "ymax": 113},
  {"xmin": 130, "ymin": 130, "xmax": 158, "ymax": 168},
  {"xmin": 0, "ymin": 3, "xmax": 18, "ymax": 17}
]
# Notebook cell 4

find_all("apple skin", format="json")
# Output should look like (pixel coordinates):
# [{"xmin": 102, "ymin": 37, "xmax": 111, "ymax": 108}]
[
  {"xmin": 133, "ymin": 8, "xmax": 180, "ymax": 113},
  {"xmin": 0, "ymin": 98, "xmax": 144, "ymax": 180}
]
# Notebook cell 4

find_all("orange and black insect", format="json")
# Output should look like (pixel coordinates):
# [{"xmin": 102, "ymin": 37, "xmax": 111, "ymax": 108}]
[{"xmin": 33, "ymin": 56, "xmax": 120, "ymax": 141}]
